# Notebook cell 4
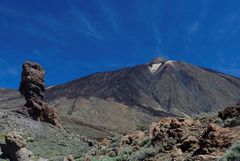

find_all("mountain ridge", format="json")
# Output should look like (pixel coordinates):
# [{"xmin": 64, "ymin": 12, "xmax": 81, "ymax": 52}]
[{"xmin": 1, "ymin": 58, "xmax": 240, "ymax": 136}]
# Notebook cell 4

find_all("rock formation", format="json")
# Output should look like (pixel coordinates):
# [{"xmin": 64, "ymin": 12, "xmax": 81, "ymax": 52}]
[
  {"xmin": 121, "ymin": 131, "xmax": 145, "ymax": 145},
  {"xmin": 149, "ymin": 117, "xmax": 194, "ymax": 150},
  {"xmin": 0, "ymin": 131, "xmax": 34, "ymax": 161},
  {"xmin": 218, "ymin": 104, "xmax": 240, "ymax": 120},
  {"xmin": 84, "ymin": 111, "xmax": 240, "ymax": 161},
  {"xmin": 18, "ymin": 61, "xmax": 61, "ymax": 128},
  {"xmin": 194, "ymin": 123, "xmax": 235, "ymax": 156},
  {"xmin": 63, "ymin": 155, "xmax": 75, "ymax": 161}
]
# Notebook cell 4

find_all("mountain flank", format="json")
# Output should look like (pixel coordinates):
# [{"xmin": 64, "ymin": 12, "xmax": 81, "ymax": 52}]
[{"xmin": 1, "ymin": 58, "xmax": 240, "ymax": 136}]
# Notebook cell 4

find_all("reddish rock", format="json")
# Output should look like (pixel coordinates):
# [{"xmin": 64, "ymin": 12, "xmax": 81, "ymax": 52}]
[
  {"xmin": 0, "ymin": 131, "xmax": 34, "ymax": 161},
  {"xmin": 195, "ymin": 123, "xmax": 235, "ymax": 155},
  {"xmin": 149, "ymin": 118, "xmax": 193, "ymax": 147},
  {"xmin": 121, "ymin": 131, "xmax": 145, "ymax": 145},
  {"xmin": 218, "ymin": 105, "xmax": 240, "ymax": 120},
  {"xmin": 18, "ymin": 61, "xmax": 61, "ymax": 128},
  {"xmin": 180, "ymin": 135, "xmax": 198, "ymax": 152}
]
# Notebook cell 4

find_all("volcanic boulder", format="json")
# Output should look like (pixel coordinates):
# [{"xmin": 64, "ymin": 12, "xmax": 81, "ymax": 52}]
[
  {"xmin": 218, "ymin": 104, "xmax": 240, "ymax": 120},
  {"xmin": 18, "ymin": 61, "xmax": 61, "ymax": 128},
  {"xmin": 0, "ymin": 131, "xmax": 34, "ymax": 161},
  {"xmin": 121, "ymin": 131, "xmax": 145, "ymax": 145},
  {"xmin": 149, "ymin": 118, "xmax": 193, "ymax": 149},
  {"xmin": 194, "ymin": 123, "xmax": 235, "ymax": 155}
]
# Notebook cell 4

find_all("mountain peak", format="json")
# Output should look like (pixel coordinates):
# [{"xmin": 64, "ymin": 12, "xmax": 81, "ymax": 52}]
[
  {"xmin": 147, "ymin": 58, "xmax": 176, "ymax": 73},
  {"xmin": 148, "ymin": 57, "xmax": 167, "ymax": 64}
]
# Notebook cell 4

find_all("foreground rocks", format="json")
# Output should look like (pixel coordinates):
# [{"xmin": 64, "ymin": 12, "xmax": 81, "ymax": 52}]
[
  {"xmin": 0, "ymin": 109, "xmax": 92, "ymax": 160},
  {"xmin": 63, "ymin": 155, "xmax": 75, "ymax": 161},
  {"xmin": 0, "ymin": 131, "xmax": 34, "ymax": 161},
  {"xmin": 194, "ymin": 123, "xmax": 235, "ymax": 155},
  {"xmin": 218, "ymin": 104, "xmax": 240, "ymax": 127},
  {"xmin": 84, "ymin": 109, "xmax": 240, "ymax": 161},
  {"xmin": 218, "ymin": 105, "xmax": 240, "ymax": 120},
  {"xmin": 18, "ymin": 61, "xmax": 61, "ymax": 128}
]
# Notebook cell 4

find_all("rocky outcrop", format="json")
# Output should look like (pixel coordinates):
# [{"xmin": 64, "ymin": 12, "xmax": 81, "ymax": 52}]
[
  {"xmin": 18, "ymin": 61, "xmax": 61, "ymax": 128},
  {"xmin": 84, "ymin": 109, "xmax": 240, "ymax": 161},
  {"xmin": 194, "ymin": 123, "xmax": 235, "ymax": 155},
  {"xmin": 0, "ymin": 131, "xmax": 34, "ymax": 161},
  {"xmin": 218, "ymin": 103, "xmax": 240, "ymax": 127},
  {"xmin": 218, "ymin": 104, "xmax": 240, "ymax": 120},
  {"xmin": 63, "ymin": 155, "xmax": 75, "ymax": 161},
  {"xmin": 149, "ymin": 118, "xmax": 194, "ymax": 150},
  {"xmin": 121, "ymin": 131, "xmax": 145, "ymax": 145}
]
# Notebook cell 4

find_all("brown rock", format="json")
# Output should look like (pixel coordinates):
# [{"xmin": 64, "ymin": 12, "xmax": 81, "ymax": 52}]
[
  {"xmin": 5, "ymin": 131, "xmax": 27, "ymax": 150},
  {"xmin": 218, "ymin": 105, "xmax": 240, "ymax": 120},
  {"xmin": 64, "ymin": 154, "xmax": 75, "ymax": 161},
  {"xmin": 180, "ymin": 135, "xmax": 197, "ymax": 152},
  {"xmin": 121, "ymin": 131, "xmax": 145, "ymax": 145},
  {"xmin": 149, "ymin": 118, "xmax": 191, "ymax": 148},
  {"xmin": 18, "ymin": 61, "xmax": 61, "ymax": 128},
  {"xmin": 1, "ymin": 131, "xmax": 34, "ymax": 161},
  {"xmin": 99, "ymin": 138, "xmax": 112, "ymax": 147},
  {"xmin": 194, "ymin": 123, "xmax": 235, "ymax": 155},
  {"xmin": 194, "ymin": 154, "xmax": 221, "ymax": 161},
  {"xmin": 171, "ymin": 148, "xmax": 183, "ymax": 157}
]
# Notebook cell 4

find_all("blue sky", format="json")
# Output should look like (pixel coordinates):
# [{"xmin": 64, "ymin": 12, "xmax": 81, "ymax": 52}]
[{"xmin": 0, "ymin": 0, "xmax": 240, "ymax": 88}]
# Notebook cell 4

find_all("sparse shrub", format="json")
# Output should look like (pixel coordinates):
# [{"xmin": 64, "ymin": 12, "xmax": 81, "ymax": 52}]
[
  {"xmin": 139, "ymin": 136, "xmax": 151, "ymax": 147},
  {"xmin": 118, "ymin": 146, "xmax": 133, "ymax": 156},
  {"xmin": 214, "ymin": 117, "xmax": 225, "ymax": 126},
  {"xmin": 208, "ymin": 147, "xmax": 217, "ymax": 153},
  {"xmin": 116, "ymin": 146, "xmax": 157, "ymax": 161},
  {"xmin": 224, "ymin": 118, "xmax": 240, "ymax": 127},
  {"xmin": 0, "ymin": 132, "xmax": 5, "ymax": 143},
  {"xmin": 165, "ymin": 137, "xmax": 177, "ymax": 150},
  {"xmin": 133, "ymin": 147, "xmax": 157, "ymax": 161},
  {"xmin": 220, "ymin": 141, "xmax": 240, "ymax": 161},
  {"xmin": 136, "ymin": 125, "xmax": 148, "ymax": 131},
  {"xmin": 34, "ymin": 154, "xmax": 41, "ymax": 161}
]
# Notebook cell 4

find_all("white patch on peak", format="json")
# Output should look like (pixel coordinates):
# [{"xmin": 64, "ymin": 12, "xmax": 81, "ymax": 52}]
[
  {"xmin": 165, "ymin": 60, "xmax": 176, "ymax": 66},
  {"xmin": 166, "ymin": 60, "xmax": 175, "ymax": 64},
  {"xmin": 46, "ymin": 86, "xmax": 55, "ymax": 89},
  {"xmin": 148, "ymin": 62, "xmax": 162, "ymax": 73}
]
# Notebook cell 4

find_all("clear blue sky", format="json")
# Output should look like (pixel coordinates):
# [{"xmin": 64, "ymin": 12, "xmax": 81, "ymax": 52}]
[{"xmin": 0, "ymin": 0, "xmax": 240, "ymax": 89}]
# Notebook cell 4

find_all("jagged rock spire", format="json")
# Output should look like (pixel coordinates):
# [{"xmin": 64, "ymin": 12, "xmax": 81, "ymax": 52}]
[{"xmin": 18, "ymin": 61, "xmax": 61, "ymax": 128}]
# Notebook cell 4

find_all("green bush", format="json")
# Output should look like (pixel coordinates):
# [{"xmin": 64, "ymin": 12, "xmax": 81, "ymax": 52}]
[
  {"xmin": 224, "ymin": 118, "xmax": 240, "ymax": 128},
  {"xmin": 116, "ymin": 146, "xmax": 157, "ymax": 161},
  {"xmin": 221, "ymin": 141, "xmax": 240, "ymax": 161},
  {"xmin": 139, "ymin": 136, "xmax": 151, "ymax": 147},
  {"xmin": 0, "ymin": 132, "xmax": 5, "ymax": 143},
  {"xmin": 136, "ymin": 125, "xmax": 148, "ymax": 131},
  {"xmin": 214, "ymin": 118, "xmax": 224, "ymax": 126}
]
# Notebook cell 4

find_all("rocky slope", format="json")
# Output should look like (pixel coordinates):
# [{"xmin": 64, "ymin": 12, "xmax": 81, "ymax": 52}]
[
  {"xmin": 84, "ymin": 105, "xmax": 240, "ymax": 161},
  {"xmin": 0, "ymin": 109, "xmax": 92, "ymax": 161},
  {"xmin": 2, "ymin": 58, "xmax": 240, "ymax": 136},
  {"xmin": 45, "ymin": 58, "xmax": 240, "ymax": 134},
  {"xmin": 46, "ymin": 58, "xmax": 240, "ymax": 116}
]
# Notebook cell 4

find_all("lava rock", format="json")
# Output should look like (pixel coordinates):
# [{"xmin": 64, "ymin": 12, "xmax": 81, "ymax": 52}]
[
  {"xmin": 1, "ymin": 131, "xmax": 34, "ymax": 161},
  {"xmin": 18, "ymin": 61, "xmax": 61, "ymax": 128},
  {"xmin": 194, "ymin": 123, "xmax": 235, "ymax": 155},
  {"xmin": 218, "ymin": 105, "xmax": 240, "ymax": 120}
]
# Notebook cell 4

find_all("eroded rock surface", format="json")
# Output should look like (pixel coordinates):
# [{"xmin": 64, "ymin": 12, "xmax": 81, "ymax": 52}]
[
  {"xmin": 0, "ymin": 131, "xmax": 34, "ymax": 161},
  {"xmin": 218, "ymin": 105, "xmax": 240, "ymax": 120},
  {"xmin": 63, "ymin": 155, "xmax": 75, "ymax": 161},
  {"xmin": 194, "ymin": 123, "xmax": 235, "ymax": 156},
  {"xmin": 84, "ymin": 111, "xmax": 240, "ymax": 161},
  {"xmin": 18, "ymin": 61, "xmax": 61, "ymax": 128}
]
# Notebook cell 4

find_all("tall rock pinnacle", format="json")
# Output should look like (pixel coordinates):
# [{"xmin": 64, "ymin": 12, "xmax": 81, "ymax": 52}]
[{"xmin": 18, "ymin": 61, "xmax": 61, "ymax": 128}]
